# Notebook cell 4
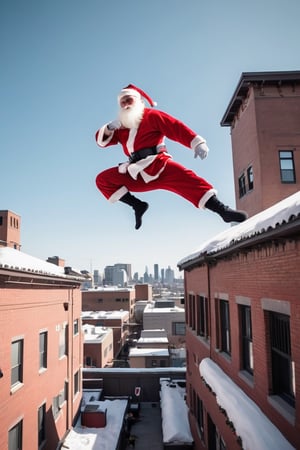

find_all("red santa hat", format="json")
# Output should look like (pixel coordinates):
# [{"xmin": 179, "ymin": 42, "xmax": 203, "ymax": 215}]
[{"xmin": 118, "ymin": 84, "xmax": 157, "ymax": 107}]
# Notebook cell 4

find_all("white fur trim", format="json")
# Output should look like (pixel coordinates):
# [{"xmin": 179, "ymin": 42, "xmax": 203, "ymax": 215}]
[
  {"xmin": 118, "ymin": 89, "xmax": 141, "ymax": 103},
  {"xmin": 191, "ymin": 135, "xmax": 206, "ymax": 150},
  {"xmin": 198, "ymin": 189, "xmax": 217, "ymax": 209},
  {"xmin": 96, "ymin": 124, "xmax": 114, "ymax": 147},
  {"xmin": 108, "ymin": 186, "xmax": 128, "ymax": 203},
  {"xmin": 127, "ymin": 128, "xmax": 138, "ymax": 154},
  {"xmin": 127, "ymin": 155, "xmax": 157, "ymax": 180}
]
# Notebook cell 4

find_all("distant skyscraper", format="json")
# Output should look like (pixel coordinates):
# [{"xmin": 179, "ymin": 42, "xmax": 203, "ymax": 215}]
[
  {"xmin": 165, "ymin": 266, "xmax": 174, "ymax": 285},
  {"xmin": 104, "ymin": 263, "xmax": 132, "ymax": 286},
  {"xmin": 93, "ymin": 270, "xmax": 102, "ymax": 286},
  {"xmin": 154, "ymin": 264, "xmax": 159, "ymax": 281}
]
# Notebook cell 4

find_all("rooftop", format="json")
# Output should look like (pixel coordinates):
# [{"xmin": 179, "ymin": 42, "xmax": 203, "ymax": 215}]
[
  {"xmin": 221, "ymin": 70, "xmax": 300, "ymax": 126},
  {"xmin": 82, "ymin": 310, "xmax": 130, "ymax": 320},
  {"xmin": 82, "ymin": 324, "xmax": 113, "ymax": 343},
  {"xmin": 0, "ymin": 246, "xmax": 88, "ymax": 281},
  {"xmin": 178, "ymin": 191, "xmax": 300, "ymax": 270}
]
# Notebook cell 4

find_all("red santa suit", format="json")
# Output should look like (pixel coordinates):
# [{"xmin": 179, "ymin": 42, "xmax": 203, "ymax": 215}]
[{"xmin": 95, "ymin": 106, "xmax": 216, "ymax": 208}]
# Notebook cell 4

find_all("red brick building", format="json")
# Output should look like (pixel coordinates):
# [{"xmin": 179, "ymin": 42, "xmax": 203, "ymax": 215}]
[
  {"xmin": 221, "ymin": 71, "xmax": 300, "ymax": 217},
  {"xmin": 179, "ymin": 194, "xmax": 300, "ymax": 449},
  {"xmin": 178, "ymin": 71, "xmax": 300, "ymax": 449},
  {"xmin": 0, "ymin": 211, "xmax": 86, "ymax": 450}
]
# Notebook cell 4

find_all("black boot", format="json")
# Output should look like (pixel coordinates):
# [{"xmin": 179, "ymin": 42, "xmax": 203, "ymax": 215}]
[
  {"xmin": 205, "ymin": 195, "xmax": 248, "ymax": 223},
  {"xmin": 119, "ymin": 192, "xmax": 149, "ymax": 230}
]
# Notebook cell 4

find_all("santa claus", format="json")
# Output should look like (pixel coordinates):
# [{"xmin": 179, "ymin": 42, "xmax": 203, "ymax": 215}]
[{"xmin": 95, "ymin": 84, "xmax": 247, "ymax": 229}]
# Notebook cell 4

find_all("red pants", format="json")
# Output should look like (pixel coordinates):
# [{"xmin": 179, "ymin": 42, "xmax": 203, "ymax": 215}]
[{"xmin": 95, "ymin": 158, "xmax": 215, "ymax": 208}]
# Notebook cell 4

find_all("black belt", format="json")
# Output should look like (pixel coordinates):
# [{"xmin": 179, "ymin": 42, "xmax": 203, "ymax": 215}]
[{"xmin": 128, "ymin": 146, "xmax": 166, "ymax": 163}]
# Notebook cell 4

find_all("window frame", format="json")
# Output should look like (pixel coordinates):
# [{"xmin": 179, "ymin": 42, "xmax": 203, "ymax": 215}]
[
  {"xmin": 240, "ymin": 305, "xmax": 253, "ymax": 374},
  {"xmin": 238, "ymin": 173, "xmax": 247, "ymax": 198},
  {"xmin": 218, "ymin": 299, "xmax": 231, "ymax": 356},
  {"xmin": 172, "ymin": 321, "xmax": 186, "ymax": 336},
  {"xmin": 38, "ymin": 403, "xmax": 46, "ymax": 448},
  {"xmin": 39, "ymin": 331, "xmax": 48, "ymax": 371},
  {"xmin": 269, "ymin": 311, "xmax": 295, "ymax": 407},
  {"xmin": 279, "ymin": 150, "xmax": 296, "ymax": 183},
  {"xmin": 8, "ymin": 420, "xmax": 23, "ymax": 450},
  {"xmin": 11, "ymin": 339, "xmax": 24, "ymax": 388}
]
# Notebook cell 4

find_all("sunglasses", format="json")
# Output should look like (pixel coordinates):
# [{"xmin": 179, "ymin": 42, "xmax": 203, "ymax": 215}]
[{"xmin": 120, "ymin": 96, "xmax": 135, "ymax": 108}]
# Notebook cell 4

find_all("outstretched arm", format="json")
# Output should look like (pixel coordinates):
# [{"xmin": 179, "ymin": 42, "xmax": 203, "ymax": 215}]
[{"xmin": 95, "ymin": 120, "xmax": 121, "ymax": 147}]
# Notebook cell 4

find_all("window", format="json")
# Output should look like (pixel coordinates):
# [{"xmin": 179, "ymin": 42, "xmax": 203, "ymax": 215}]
[
  {"xmin": 247, "ymin": 166, "xmax": 254, "ymax": 190},
  {"xmin": 38, "ymin": 403, "xmax": 46, "ymax": 447},
  {"xmin": 39, "ymin": 332, "xmax": 48, "ymax": 370},
  {"xmin": 240, "ymin": 306, "xmax": 253, "ymax": 374},
  {"xmin": 196, "ymin": 394, "xmax": 204, "ymax": 440},
  {"xmin": 238, "ymin": 173, "xmax": 246, "ymax": 198},
  {"xmin": 52, "ymin": 387, "xmax": 66, "ymax": 419},
  {"xmin": 11, "ymin": 339, "xmax": 23, "ymax": 387},
  {"xmin": 269, "ymin": 312, "xmax": 295, "ymax": 406},
  {"xmin": 52, "ymin": 395, "xmax": 60, "ymax": 419},
  {"xmin": 172, "ymin": 322, "xmax": 186, "ymax": 336},
  {"xmin": 73, "ymin": 319, "xmax": 79, "ymax": 335},
  {"xmin": 197, "ymin": 295, "xmax": 209, "ymax": 339},
  {"xmin": 187, "ymin": 294, "xmax": 196, "ymax": 329},
  {"xmin": 74, "ymin": 370, "xmax": 80, "ymax": 395},
  {"xmin": 218, "ymin": 300, "xmax": 231, "ymax": 355},
  {"xmin": 208, "ymin": 414, "xmax": 226, "ymax": 450},
  {"xmin": 279, "ymin": 151, "xmax": 296, "ymax": 183},
  {"xmin": 59, "ymin": 325, "xmax": 68, "ymax": 358},
  {"xmin": 8, "ymin": 420, "xmax": 23, "ymax": 450}
]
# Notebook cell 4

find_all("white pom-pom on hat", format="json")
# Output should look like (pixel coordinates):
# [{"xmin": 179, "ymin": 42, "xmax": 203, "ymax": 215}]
[{"xmin": 118, "ymin": 84, "xmax": 157, "ymax": 107}]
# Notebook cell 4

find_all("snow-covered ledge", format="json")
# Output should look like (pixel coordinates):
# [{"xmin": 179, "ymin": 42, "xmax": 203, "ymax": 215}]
[{"xmin": 199, "ymin": 358, "xmax": 294, "ymax": 450}]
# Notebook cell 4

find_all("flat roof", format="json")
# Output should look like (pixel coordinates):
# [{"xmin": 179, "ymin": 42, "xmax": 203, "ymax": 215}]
[
  {"xmin": 81, "ymin": 310, "xmax": 129, "ymax": 320},
  {"xmin": 221, "ymin": 70, "xmax": 300, "ymax": 126},
  {"xmin": 129, "ymin": 348, "xmax": 169, "ymax": 357}
]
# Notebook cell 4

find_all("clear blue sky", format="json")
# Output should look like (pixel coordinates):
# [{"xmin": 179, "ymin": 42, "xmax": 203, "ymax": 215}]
[{"xmin": 1, "ymin": 0, "xmax": 300, "ymax": 278}]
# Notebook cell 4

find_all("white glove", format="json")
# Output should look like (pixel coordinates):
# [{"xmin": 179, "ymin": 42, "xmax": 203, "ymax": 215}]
[
  {"xmin": 107, "ymin": 120, "xmax": 121, "ymax": 131},
  {"xmin": 194, "ymin": 141, "xmax": 209, "ymax": 160}
]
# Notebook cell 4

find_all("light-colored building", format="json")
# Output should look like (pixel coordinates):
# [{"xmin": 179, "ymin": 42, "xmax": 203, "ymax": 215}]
[
  {"xmin": 137, "ymin": 329, "xmax": 169, "ymax": 349},
  {"xmin": 83, "ymin": 324, "xmax": 114, "ymax": 368},
  {"xmin": 143, "ymin": 300, "xmax": 185, "ymax": 346}
]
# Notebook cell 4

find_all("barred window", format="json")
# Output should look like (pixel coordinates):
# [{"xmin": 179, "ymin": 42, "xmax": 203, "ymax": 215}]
[{"xmin": 269, "ymin": 312, "xmax": 295, "ymax": 406}]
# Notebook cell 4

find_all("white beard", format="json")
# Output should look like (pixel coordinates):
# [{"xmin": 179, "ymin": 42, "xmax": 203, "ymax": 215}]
[{"xmin": 118, "ymin": 99, "xmax": 145, "ymax": 129}]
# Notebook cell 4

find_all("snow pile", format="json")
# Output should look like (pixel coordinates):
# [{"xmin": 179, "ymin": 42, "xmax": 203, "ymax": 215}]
[
  {"xmin": 199, "ymin": 358, "xmax": 295, "ymax": 450},
  {"xmin": 178, "ymin": 191, "xmax": 300, "ymax": 267},
  {"xmin": 0, "ymin": 246, "xmax": 65, "ymax": 276},
  {"xmin": 61, "ymin": 399, "xmax": 128, "ymax": 450},
  {"xmin": 160, "ymin": 378, "xmax": 193, "ymax": 445}
]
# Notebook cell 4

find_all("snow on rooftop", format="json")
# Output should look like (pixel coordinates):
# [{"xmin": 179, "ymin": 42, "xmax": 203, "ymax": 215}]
[
  {"xmin": 0, "ymin": 246, "xmax": 65, "ymax": 276},
  {"xmin": 137, "ymin": 337, "xmax": 169, "ymax": 344},
  {"xmin": 160, "ymin": 378, "xmax": 193, "ymax": 445},
  {"xmin": 61, "ymin": 398, "xmax": 128, "ymax": 450},
  {"xmin": 200, "ymin": 358, "xmax": 294, "ymax": 450},
  {"xmin": 83, "ymin": 286, "xmax": 133, "ymax": 292},
  {"xmin": 178, "ymin": 191, "xmax": 300, "ymax": 267},
  {"xmin": 129, "ymin": 348, "xmax": 169, "ymax": 357},
  {"xmin": 82, "ymin": 324, "xmax": 112, "ymax": 343},
  {"xmin": 81, "ymin": 310, "xmax": 129, "ymax": 319}
]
